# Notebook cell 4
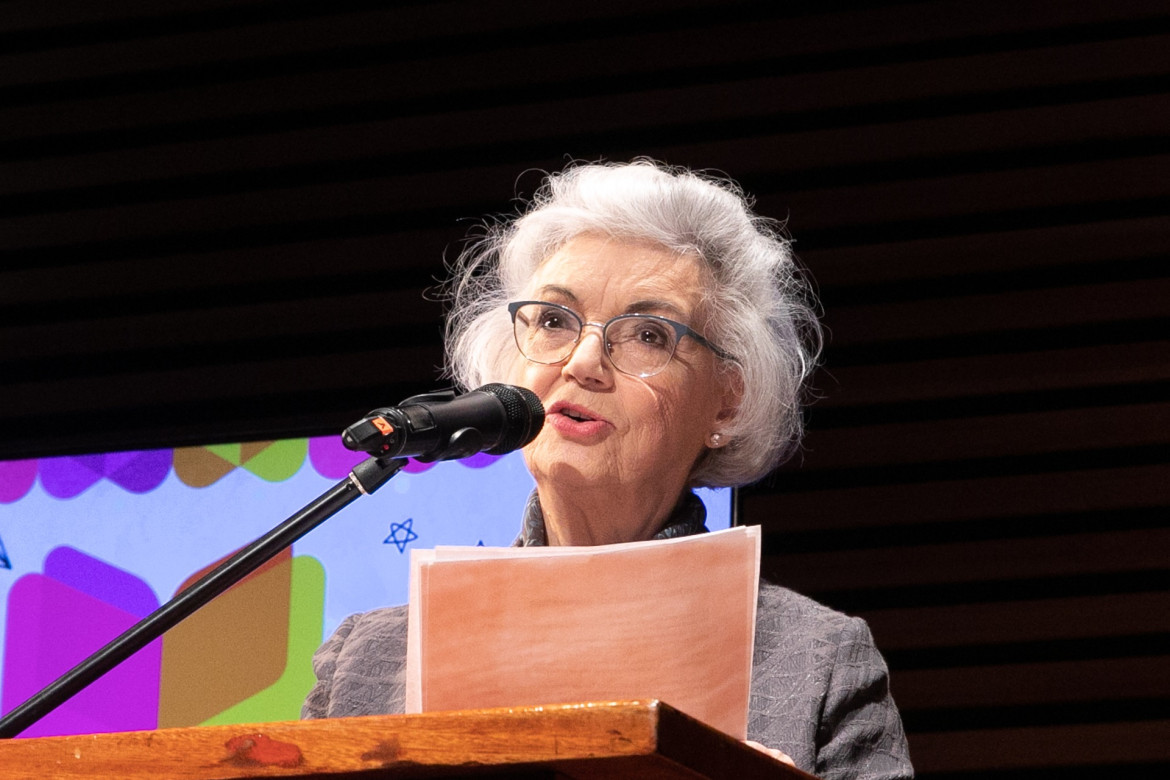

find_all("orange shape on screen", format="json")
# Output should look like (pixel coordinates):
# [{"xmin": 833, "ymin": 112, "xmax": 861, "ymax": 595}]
[{"xmin": 156, "ymin": 548, "xmax": 292, "ymax": 727}]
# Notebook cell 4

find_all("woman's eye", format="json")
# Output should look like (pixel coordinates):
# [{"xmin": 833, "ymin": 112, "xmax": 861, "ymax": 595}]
[{"xmin": 637, "ymin": 325, "xmax": 671, "ymax": 348}]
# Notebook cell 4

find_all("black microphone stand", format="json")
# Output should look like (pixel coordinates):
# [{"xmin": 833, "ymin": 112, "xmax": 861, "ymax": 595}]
[{"xmin": 0, "ymin": 454, "xmax": 406, "ymax": 739}]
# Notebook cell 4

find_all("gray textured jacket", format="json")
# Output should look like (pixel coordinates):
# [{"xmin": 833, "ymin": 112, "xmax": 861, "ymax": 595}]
[{"xmin": 301, "ymin": 579, "xmax": 913, "ymax": 779}]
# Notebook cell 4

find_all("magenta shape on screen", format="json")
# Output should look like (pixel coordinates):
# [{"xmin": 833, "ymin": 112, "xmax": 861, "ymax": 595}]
[
  {"xmin": 2, "ymin": 549, "xmax": 162, "ymax": 738},
  {"xmin": 0, "ymin": 459, "xmax": 38, "ymax": 504},
  {"xmin": 308, "ymin": 436, "xmax": 367, "ymax": 479},
  {"xmin": 38, "ymin": 450, "xmax": 171, "ymax": 499},
  {"xmin": 308, "ymin": 435, "xmax": 501, "ymax": 475}
]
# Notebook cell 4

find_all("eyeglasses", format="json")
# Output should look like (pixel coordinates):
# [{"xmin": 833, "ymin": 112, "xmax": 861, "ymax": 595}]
[{"xmin": 507, "ymin": 300, "xmax": 736, "ymax": 378}]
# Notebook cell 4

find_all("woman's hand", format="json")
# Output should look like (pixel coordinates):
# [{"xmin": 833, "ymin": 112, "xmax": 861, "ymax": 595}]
[{"xmin": 745, "ymin": 739, "xmax": 795, "ymax": 766}]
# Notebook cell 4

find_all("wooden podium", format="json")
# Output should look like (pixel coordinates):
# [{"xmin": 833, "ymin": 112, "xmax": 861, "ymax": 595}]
[{"xmin": 0, "ymin": 700, "xmax": 811, "ymax": 779}]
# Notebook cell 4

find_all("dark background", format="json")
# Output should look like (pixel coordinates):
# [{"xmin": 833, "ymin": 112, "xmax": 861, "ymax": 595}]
[{"xmin": 2, "ymin": 1, "xmax": 1167, "ymax": 775}]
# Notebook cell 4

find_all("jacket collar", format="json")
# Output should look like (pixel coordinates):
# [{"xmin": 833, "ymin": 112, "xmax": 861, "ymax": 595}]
[{"xmin": 513, "ymin": 489, "xmax": 709, "ymax": 547}]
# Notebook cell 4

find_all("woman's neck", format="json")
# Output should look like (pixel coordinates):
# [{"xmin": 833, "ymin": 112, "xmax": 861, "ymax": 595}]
[{"xmin": 536, "ymin": 481, "xmax": 685, "ymax": 546}]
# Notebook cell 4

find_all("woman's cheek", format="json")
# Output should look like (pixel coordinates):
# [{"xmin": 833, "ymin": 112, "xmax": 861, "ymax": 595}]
[{"xmin": 505, "ymin": 358, "xmax": 537, "ymax": 395}]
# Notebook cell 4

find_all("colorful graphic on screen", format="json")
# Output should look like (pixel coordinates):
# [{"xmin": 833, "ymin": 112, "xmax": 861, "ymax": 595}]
[{"xmin": 0, "ymin": 436, "xmax": 731, "ymax": 737}]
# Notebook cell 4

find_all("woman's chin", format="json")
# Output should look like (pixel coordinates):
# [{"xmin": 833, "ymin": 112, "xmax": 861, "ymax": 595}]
[{"xmin": 528, "ymin": 448, "xmax": 619, "ymax": 489}]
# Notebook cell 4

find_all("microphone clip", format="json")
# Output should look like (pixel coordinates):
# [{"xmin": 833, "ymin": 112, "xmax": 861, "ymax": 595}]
[
  {"xmin": 341, "ymin": 384, "xmax": 545, "ymax": 462},
  {"xmin": 341, "ymin": 389, "xmax": 481, "ymax": 461}
]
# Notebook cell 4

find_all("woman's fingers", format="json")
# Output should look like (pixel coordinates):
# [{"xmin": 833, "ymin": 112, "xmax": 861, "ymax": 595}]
[{"xmin": 744, "ymin": 739, "xmax": 796, "ymax": 766}]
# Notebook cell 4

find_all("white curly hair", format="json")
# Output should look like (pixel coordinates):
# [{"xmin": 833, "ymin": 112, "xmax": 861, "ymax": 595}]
[{"xmin": 442, "ymin": 159, "xmax": 822, "ymax": 487}]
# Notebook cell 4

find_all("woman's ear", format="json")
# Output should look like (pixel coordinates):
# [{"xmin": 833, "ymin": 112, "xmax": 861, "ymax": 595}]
[{"xmin": 715, "ymin": 363, "xmax": 744, "ymax": 427}]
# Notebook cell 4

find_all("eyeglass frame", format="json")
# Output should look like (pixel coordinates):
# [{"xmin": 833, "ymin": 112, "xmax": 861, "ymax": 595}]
[{"xmin": 506, "ymin": 300, "xmax": 737, "ymax": 378}]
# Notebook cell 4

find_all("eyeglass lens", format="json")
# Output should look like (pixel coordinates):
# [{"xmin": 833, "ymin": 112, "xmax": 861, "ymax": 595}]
[{"xmin": 512, "ymin": 302, "xmax": 678, "ymax": 377}]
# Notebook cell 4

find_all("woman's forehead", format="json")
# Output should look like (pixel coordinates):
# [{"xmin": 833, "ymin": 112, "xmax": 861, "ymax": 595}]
[{"xmin": 526, "ymin": 235, "xmax": 708, "ymax": 313}]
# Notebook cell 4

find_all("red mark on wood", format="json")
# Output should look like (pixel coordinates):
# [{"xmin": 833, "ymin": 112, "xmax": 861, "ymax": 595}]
[
  {"xmin": 360, "ymin": 737, "xmax": 402, "ymax": 763},
  {"xmin": 223, "ymin": 733, "xmax": 303, "ymax": 768}
]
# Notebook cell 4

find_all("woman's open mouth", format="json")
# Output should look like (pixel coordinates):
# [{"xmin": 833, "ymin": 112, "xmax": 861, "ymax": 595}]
[{"xmin": 546, "ymin": 402, "xmax": 609, "ymax": 438}]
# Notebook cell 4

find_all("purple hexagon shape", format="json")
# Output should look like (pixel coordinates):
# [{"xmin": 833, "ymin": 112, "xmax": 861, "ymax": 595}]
[{"xmin": 39, "ymin": 450, "xmax": 171, "ymax": 499}]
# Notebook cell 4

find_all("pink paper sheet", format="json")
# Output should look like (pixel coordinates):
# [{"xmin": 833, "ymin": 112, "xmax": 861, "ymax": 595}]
[{"xmin": 406, "ymin": 526, "xmax": 760, "ymax": 738}]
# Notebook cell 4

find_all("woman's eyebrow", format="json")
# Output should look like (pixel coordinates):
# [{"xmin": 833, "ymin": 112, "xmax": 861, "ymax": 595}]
[
  {"xmin": 534, "ymin": 285, "xmax": 579, "ymax": 304},
  {"xmin": 533, "ymin": 288, "xmax": 690, "ymax": 320},
  {"xmin": 625, "ymin": 298, "xmax": 689, "ymax": 319}
]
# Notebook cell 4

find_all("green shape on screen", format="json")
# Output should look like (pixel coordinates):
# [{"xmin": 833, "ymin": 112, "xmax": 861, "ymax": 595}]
[
  {"xmin": 242, "ymin": 439, "xmax": 308, "ymax": 482},
  {"xmin": 199, "ymin": 554, "xmax": 325, "ymax": 725}
]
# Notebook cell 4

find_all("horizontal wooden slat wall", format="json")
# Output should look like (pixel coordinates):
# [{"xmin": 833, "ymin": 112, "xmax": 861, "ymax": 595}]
[{"xmin": 1, "ymin": 1, "xmax": 1167, "ymax": 775}]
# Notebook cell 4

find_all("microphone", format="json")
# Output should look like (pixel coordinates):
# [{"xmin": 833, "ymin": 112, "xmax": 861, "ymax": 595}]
[{"xmin": 342, "ymin": 383, "xmax": 545, "ymax": 462}]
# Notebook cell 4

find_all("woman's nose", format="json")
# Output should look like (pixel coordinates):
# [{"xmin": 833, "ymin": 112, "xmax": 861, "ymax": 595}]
[{"xmin": 560, "ymin": 324, "xmax": 613, "ymax": 388}]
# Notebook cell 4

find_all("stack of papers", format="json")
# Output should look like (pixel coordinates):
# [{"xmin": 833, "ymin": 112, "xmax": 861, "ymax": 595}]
[{"xmin": 405, "ymin": 526, "xmax": 760, "ymax": 738}]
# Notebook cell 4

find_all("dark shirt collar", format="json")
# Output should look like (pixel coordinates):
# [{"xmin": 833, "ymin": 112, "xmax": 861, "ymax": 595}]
[{"xmin": 513, "ymin": 489, "xmax": 709, "ymax": 547}]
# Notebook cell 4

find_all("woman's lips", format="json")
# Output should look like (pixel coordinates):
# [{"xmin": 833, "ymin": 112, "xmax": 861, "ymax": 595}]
[{"xmin": 545, "ymin": 401, "xmax": 611, "ymax": 439}]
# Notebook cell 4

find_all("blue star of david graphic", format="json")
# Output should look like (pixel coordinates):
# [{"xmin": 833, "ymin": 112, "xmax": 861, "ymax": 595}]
[{"xmin": 384, "ymin": 517, "xmax": 419, "ymax": 553}]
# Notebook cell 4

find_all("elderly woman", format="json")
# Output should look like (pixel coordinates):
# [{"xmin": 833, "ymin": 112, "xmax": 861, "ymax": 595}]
[{"xmin": 303, "ymin": 160, "xmax": 913, "ymax": 779}]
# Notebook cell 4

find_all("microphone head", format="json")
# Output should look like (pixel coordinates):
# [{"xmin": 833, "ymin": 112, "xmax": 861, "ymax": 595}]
[{"xmin": 477, "ymin": 383, "xmax": 546, "ymax": 455}]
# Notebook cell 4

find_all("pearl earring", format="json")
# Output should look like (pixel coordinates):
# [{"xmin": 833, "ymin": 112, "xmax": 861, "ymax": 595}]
[{"xmin": 709, "ymin": 432, "xmax": 723, "ymax": 447}]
